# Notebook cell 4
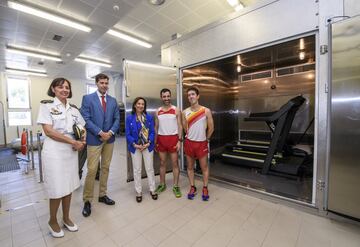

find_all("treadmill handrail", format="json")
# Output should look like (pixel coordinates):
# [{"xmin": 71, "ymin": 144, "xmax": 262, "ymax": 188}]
[
  {"xmin": 244, "ymin": 96, "xmax": 305, "ymax": 122},
  {"xmin": 244, "ymin": 111, "xmax": 277, "ymax": 121}
]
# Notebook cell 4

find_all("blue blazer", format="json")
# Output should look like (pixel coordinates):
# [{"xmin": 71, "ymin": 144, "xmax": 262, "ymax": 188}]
[
  {"xmin": 125, "ymin": 113, "xmax": 155, "ymax": 154},
  {"xmin": 80, "ymin": 92, "xmax": 120, "ymax": 146}
]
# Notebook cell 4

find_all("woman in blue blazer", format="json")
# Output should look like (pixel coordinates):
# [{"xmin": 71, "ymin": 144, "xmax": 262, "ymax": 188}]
[{"xmin": 126, "ymin": 97, "xmax": 158, "ymax": 203}]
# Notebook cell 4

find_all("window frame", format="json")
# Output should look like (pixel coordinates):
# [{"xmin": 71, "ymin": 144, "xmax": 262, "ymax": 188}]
[
  {"xmin": 6, "ymin": 75, "xmax": 32, "ymax": 126},
  {"xmin": 86, "ymin": 83, "xmax": 98, "ymax": 95}
]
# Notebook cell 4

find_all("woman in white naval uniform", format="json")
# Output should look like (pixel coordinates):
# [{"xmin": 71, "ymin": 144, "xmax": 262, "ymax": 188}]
[{"xmin": 37, "ymin": 78, "xmax": 86, "ymax": 238}]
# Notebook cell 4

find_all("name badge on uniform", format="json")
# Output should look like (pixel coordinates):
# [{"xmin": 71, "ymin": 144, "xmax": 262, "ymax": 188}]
[
  {"xmin": 72, "ymin": 114, "xmax": 79, "ymax": 124},
  {"xmin": 50, "ymin": 108, "xmax": 62, "ymax": 115}
]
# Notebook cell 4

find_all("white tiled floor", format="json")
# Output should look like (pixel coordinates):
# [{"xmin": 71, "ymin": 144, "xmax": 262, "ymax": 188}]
[{"xmin": 1, "ymin": 137, "xmax": 360, "ymax": 247}]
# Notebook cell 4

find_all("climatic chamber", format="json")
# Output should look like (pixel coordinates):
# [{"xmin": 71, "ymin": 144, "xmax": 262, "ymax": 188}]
[{"xmin": 181, "ymin": 35, "xmax": 315, "ymax": 202}]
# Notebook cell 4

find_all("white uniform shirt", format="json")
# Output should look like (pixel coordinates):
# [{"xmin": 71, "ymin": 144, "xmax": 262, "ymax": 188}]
[
  {"xmin": 37, "ymin": 97, "xmax": 85, "ymax": 135},
  {"xmin": 96, "ymin": 90, "xmax": 107, "ymax": 104}
]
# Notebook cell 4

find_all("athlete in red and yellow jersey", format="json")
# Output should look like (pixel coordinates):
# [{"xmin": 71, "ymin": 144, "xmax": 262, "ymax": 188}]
[
  {"xmin": 154, "ymin": 88, "xmax": 183, "ymax": 198},
  {"xmin": 182, "ymin": 86, "xmax": 214, "ymax": 201}
]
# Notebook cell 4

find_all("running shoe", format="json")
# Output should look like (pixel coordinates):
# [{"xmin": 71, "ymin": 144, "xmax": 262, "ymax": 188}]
[
  {"xmin": 155, "ymin": 184, "xmax": 166, "ymax": 193},
  {"xmin": 202, "ymin": 186, "xmax": 209, "ymax": 201},
  {"xmin": 173, "ymin": 186, "xmax": 182, "ymax": 198},
  {"xmin": 187, "ymin": 186, "xmax": 197, "ymax": 200}
]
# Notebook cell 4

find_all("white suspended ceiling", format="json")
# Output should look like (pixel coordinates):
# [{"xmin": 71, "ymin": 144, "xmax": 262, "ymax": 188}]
[{"xmin": 0, "ymin": 0, "xmax": 258, "ymax": 79}]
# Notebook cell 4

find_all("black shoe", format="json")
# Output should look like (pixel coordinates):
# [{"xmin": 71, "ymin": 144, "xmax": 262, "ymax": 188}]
[
  {"xmin": 98, "ymin": 195, "xmax": 115, "ymax": 205},
  {"xmin": 136, "ymin": 195, "xmax": 142, "ymax": 203},
  {"xmin": 150, "ymin": 192, "xmax": 158, "ymax": 200},
  {"xmin": 82, "ymin": 201, "xmax": 91, "ymax": 217}
]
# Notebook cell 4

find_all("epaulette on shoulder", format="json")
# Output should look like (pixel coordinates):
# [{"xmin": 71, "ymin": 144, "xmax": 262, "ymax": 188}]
[
  {"xmin": 40, "ymin": 100, "xmax": 53, "ymax": 104},
  {"xmin": 70, "ymin": 103, "xmax": 79, "ymax": 109}
]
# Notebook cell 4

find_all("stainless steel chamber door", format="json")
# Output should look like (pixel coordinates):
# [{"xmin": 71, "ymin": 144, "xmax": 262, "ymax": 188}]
[
  {"xmin": 328, "ymin": 16, "xmax": 360, "ymax": 220},
  {"xmin": 0, "ymin": 101, "xmax": 5, "ymax": 146},
  {"xmin": 123, "ymin": 60, "xmax": 178, "ymax": 182}
]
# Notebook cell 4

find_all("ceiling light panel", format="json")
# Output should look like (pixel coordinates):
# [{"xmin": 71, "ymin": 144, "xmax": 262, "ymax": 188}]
[
  {"xmin": 226, "ymin": 0, "xmax": 244, "ymax": 11},
  {"xmin": 5, "ymin": 67, "xmax": 47, "ymax": 77},
  {"xmin": 8, "ymin": 1, "xmax": 92, "ymax": 32},
  {"xmin": 235, "ymin": 4, "xmax": 244, "ymax": 11},
  {"xmin": 7, "ymin": 44, "xmax": 60, "ymax": 56},
  {"xmin": 78, "ymin": 55, "xmax": 111, "ymax": 64},
  {"xmin": 6, "ymin": 45, "xmax": 62, "ymax": 61},
  {"xmin": 107, "ymin": 29, "xmax": 152, "ymax": 48},
  {"xmin": 227, "ymin": 0, "xmax": 239, "ymax": 7},
  {"xmin": 75, "ymin": 57, "xmax": 112, "ymax": 68}
]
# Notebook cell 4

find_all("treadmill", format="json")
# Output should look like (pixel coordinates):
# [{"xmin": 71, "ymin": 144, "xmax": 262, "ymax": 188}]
[{"xmin": 221, "ymin": 95, "xmax": 310, "ymax": 176}]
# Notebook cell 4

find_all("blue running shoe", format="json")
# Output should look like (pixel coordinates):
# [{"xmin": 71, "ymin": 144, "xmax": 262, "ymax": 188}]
[
  {"xmin": 187, "ymin": 186, "xmax": 197, "ymax": 200},
  {"xmin": 202, "ymin": 186, "xmax": 209, "ymax": 201}
]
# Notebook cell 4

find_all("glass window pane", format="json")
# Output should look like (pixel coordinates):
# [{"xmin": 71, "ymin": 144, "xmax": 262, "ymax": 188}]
[
  {"xmin": 8, "ymin": 111, "xmax": 32, "ymax": 126},
  {"xmin": 87, "ymin": 84, "xmax": 97, "ymax": 94},
  {"xmin": 7, "ymin": 77, "xmax": 30, "ymax": 108}
]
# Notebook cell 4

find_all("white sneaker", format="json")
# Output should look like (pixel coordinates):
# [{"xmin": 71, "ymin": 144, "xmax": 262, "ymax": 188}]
[
  {"xmin": 48, "ymin": 224, "xmax": 64, "ymax": 238},
  {"xmin": 63, "ymin": 222, "xmax": 79, "ymax": 232}
]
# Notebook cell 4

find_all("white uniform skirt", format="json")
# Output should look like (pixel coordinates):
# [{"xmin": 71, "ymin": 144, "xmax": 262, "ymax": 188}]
[{"xmin": 42, "ymin": 136, "xmax": 80, "ymax": 199}]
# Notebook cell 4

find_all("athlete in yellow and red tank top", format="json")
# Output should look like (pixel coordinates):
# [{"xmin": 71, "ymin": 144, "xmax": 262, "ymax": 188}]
[{"xmin": 182, "ymin": 86, "xmax": 214, "ymax": 201}]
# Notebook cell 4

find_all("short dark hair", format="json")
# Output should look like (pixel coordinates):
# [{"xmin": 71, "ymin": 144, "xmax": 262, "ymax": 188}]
[
  {"xmin": 132, "ymin": 97, "xmax": 147, "ymax": 114},
  {"xmin": 186, "ymin": 86, "xmax": 199, "ymax": 95},
  {"xmin": 95, "ymin": 73, "xmax": 109, "ymax": 83},
  {"xmin": 47, "ymin": 78, "xmax": 72, "ymax": 98},
  {"xmin": 160, "ymin": 88, "xmax": 171, "ymax": 96}
]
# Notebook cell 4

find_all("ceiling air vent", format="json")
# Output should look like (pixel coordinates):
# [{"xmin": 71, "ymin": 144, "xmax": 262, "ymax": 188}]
[
  {"xmin": 276, "ymin": 63, "xmax": 315, "ymax": 77},
  {"xmin": 241, "ymin": 70, "xmax": 272, "ymax": 82},
  {"xmin": 52, "ymin": 35, "xmax": 63, "ymax": 41}
]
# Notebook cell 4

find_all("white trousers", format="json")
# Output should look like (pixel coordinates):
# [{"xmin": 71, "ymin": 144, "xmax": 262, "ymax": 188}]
[{"xmin": 131, "ymin": 149, "xmax": 156, "ymax": 194}]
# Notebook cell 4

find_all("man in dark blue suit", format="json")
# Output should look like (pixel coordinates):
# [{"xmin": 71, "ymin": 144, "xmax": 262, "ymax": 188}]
[{"xmin": 81, "ymin": 73, "xmax": 120, "ymax": 217}]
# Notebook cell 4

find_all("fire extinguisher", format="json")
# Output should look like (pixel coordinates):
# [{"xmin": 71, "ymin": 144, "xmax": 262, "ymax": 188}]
[{"xmin": 21, "ymin": 129, "xmax": 27, "ymax": 155}]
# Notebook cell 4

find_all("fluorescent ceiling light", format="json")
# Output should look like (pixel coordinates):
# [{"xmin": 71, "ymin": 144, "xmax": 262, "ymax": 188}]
[
  {"xmin": 235, "ymin": 4, "xmax": 244, "ymax": 11},
  {"xmin": 107, "ymin": 29, "xmax": 152, "ymax": 48},
  {"xmin": 126, "ymin": 60, "xmax": 176, "ymax": 70},
  {"xmin": 8, "ymin": 44, "xmax": 60, "ymax": 56},
  {"xmin": 6, "ymin": 45, "xmax": 62, "ymax": 61},
  {"xmin": 299, "ymin": 51, "xmax": 305, "ymax": 60},
  {"xmin": 227, "ymin": 0, "xmax": 244, "ymax": 11},
  {"xmin": 75, "ymin": 57, "xmax": 112, "ymax": 68},
  {"xmin": 237, "ymin": 55, "xmax": 241, "ymax": 64},
  {"xmin": 78, "ymin": 55, "xmax": 111, "ymax": 64},
  {"xmin": 237, "ymin": 65, "xmax": 241, "ymax": 73},
  {"xmin": 299, "ymin": 38, "xmax": 305, "ymax": 50},
  {"xmin": 5, "ymin": 67, "xmax": 47, "ymax": 77},
  {"xmin": 227, "ymin": 0, "xmax": 239, "ymax": 7},
  {"xmin": 8, "ymin": 1, "xmax": 91, "ymax": 32}
]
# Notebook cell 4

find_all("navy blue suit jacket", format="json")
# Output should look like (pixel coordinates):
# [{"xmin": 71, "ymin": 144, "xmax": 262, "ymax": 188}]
[{"xmin": 81, "ymin": 92, "xmax": 120, "ymax": 146}]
